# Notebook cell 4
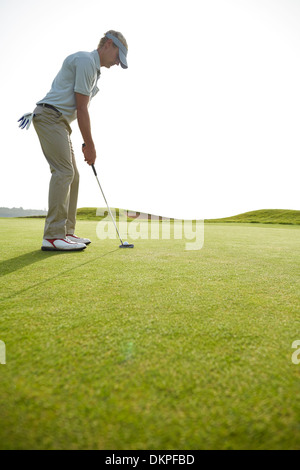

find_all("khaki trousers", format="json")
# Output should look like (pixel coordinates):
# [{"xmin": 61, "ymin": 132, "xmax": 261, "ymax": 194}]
[{"xmin": 33, "ymin": 106, "xmax": 79, "ymax": 239}]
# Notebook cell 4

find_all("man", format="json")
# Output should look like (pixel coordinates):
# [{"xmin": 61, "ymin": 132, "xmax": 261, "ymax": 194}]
[{"xmin": 20, "ymin": 30, "xmax": 128, "ymax": 252}]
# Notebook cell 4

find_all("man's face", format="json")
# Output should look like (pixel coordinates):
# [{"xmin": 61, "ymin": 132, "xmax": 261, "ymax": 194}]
[{"xmin": 103, "ymin": 41, "xmax": 120, "ymax": 68}]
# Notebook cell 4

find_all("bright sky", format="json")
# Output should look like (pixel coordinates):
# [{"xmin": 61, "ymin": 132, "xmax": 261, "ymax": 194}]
[{"xmin": 1, "ymin": 0, "xmax": 299, "ymax": 219}]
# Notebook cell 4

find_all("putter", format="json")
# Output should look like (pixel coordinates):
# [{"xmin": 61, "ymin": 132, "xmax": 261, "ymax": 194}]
[{"xmin": 83, "ymin": 144, "xmax": 134, "ymax": 248}]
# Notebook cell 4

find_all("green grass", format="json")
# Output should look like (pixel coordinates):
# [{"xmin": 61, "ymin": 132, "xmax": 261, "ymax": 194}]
[
  {"xmin": 0, "ymin": 218, "xmax": 300, "ymax": 449},
  {"xmin": 206, "ymin": 209, "xmax": 300, "ymax": 225}
]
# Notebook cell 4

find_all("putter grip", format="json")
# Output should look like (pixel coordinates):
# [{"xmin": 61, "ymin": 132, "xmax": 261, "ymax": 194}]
[{"xmin": 92, "ymin": 164, "xmax": 97, "ymax": 176}]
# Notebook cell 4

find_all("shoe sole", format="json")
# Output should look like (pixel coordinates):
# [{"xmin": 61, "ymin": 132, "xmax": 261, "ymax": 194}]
[
  {"xmin": 67, "ymin": 239, "xmax": 91, "ymax": 245},
  {"xmin": 41, "ymin": 246, "xmax": 86, "ymax": 252}
]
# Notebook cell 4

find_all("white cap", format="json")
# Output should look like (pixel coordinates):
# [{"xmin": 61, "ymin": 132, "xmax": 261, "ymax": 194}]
[{"xmin": 105, "ymin": 33, "xmax": 128, "ymax": 69}]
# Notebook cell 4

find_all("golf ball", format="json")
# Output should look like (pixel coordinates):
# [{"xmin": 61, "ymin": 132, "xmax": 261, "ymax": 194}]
[{"xmin": 123, "ymin": 241, "xmax": 129, "ymax": 245}]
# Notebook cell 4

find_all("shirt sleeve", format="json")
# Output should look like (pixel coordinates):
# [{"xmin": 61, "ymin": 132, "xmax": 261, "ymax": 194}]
[{"xmin": 74, "ymin": 57, "xmax": 96, "ymax": 96}]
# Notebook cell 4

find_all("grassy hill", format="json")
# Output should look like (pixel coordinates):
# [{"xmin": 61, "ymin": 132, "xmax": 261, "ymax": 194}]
[
  {"xmin": 76, "ymin": 207, "xmax": 120, "ymax": 221},
  {"xmin": 76, "ymin": 208, "xmax": 300, "ymax": 225},
  {"xmin": 14, "ymin": 207, "xmax": 300, "ymax": 225},
  {"xmin": 205, "ymin": 209, "xmax": 300, "ymax": 225},
  {"xmin": 76, "ymin": 208, "xmax": 172, "ymax": 222}
]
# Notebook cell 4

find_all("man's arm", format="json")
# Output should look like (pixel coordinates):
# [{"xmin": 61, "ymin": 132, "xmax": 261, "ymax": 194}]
[{"xmin": 75, "ymin": 92, "xmax": 97, "ymax": 165}]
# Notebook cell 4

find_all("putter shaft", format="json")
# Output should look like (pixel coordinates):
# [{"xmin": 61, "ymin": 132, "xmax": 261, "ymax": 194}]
[
  {"xmin": 91, "ymin": 164, "xmax": 124, "ymax": 245},
  {"xmin": 83, "ymin": 143, "xmax": 131, "ymax": 247}
]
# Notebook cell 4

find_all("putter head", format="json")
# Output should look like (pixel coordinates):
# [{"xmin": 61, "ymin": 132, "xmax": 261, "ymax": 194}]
[{"xmin": 119, "ymin": 242, "xmax": 134, "ymax": 248}]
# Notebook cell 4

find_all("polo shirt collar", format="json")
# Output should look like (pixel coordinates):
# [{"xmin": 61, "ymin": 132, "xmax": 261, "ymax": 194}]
[{"xmin": 92, "ymin": 49, "xmax": 101, "ymax": 72}]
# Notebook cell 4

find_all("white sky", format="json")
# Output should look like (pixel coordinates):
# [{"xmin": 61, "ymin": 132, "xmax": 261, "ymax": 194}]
[{"xmin": 0, "ymin": 0, "xmax": 299, "ymax": 219}]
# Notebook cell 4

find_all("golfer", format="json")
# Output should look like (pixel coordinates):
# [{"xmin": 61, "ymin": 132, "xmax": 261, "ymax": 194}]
[{"xmin": 22, "ymin": 30, "xmax": 128, "ymax": 251}]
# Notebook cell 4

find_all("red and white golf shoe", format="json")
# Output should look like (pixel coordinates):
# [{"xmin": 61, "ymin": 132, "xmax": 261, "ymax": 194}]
[
  {"xmin": 41, "ymin": 238, "xmax": 86, "ymax": 252},
  {"xmin": 66, "ymin": 234, "xmax": 91, "ymax": 245}
]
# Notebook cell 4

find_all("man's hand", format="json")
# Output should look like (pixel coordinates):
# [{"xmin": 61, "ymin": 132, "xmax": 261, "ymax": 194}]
[{"xmin": 82, "ymin": 143, "xmax": 97, "ymax": 165}]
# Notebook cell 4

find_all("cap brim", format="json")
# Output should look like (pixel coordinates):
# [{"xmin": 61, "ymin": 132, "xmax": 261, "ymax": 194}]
[{"xmin": 119, "ymin": 49, "xmax": 128, "ymax": 69}]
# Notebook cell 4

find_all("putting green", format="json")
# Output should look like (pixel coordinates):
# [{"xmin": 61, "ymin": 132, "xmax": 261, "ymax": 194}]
[{"xmin": 0, "ymin": 218, "xmax": 299, "ymax": 449}]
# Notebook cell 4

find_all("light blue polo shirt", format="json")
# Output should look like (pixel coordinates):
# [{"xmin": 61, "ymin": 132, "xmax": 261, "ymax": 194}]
[{"xmin": 37, "ymin": 50, "xmax": 101, "ymax": 123}]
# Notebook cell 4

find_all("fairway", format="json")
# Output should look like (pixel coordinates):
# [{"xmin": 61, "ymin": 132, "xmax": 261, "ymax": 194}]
[{"xmin": 0, "ymin": 218, "xmax": 300, "ymax": 450}]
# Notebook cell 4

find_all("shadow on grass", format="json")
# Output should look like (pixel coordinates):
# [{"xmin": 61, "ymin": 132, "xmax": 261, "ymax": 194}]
[
  {"xmin": 0, "ymin": 250, "xmax": 79, "ymax": 278},
  {"xmin": 0, "ymin": 248, "xmax": 119, "ymax": 301}
]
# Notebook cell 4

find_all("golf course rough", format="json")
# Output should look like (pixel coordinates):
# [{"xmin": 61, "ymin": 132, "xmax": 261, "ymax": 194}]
[{"xmin": 0, "ymin": 218, "xmax": 300, "ymax": 450}]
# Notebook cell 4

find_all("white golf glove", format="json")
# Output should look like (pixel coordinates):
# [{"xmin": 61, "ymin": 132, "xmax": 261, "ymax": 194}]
[{"xmin": 18, "ymin": 112, "xmax": 35, "ymax": 130}]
